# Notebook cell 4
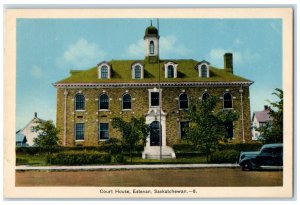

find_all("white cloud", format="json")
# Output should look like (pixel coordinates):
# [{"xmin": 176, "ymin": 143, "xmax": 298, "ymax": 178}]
[
  {"xmin": 127, "ymin": 39, "xmax": 144, "ymax": 58},
  {"xmin": 160, "ymin": 35, "xmax": 189, "ymax": 58},
  {"xmin": 207, "ymin": 48, "xmax": 243, "ymax": 67},
  {"xmin": 125, "ymin": 35, "xmax": 189, "ymax": 59},
  {"xmin": 58, "ymin": 38, "xmax": 106, "ymax": 69},
  {"xmin": 31, "ymin": 65, "xmax": 44, "ymax": 79}
]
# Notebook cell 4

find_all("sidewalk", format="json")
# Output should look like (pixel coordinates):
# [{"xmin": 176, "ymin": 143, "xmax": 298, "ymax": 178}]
[{"xmin": 16, "ymin": 163, "xmax": 240, "ymax": 171}]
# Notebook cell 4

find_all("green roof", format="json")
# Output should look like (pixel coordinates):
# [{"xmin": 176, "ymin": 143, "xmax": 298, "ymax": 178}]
[{"xmin": 56, "ymin": 59, "xmax": 251, "ymax": 84}]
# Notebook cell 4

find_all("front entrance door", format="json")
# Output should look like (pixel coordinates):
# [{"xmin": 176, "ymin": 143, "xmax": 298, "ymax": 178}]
[{"xmin": 150, "ymin": 121, "xmax": 161, "ymax": 146}]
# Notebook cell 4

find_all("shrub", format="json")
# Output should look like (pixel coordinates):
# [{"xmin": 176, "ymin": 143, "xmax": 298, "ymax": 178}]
[
  {"xmin": 211, "ymin": 149, "xmax": 240, "ymax": 163},
  {"xmin": 112, "ymin": 154, "xmax": 126, "ymax": 163},
  {"xmin": 217, "ymin": 143, "xmax": 262, "ymax": 152},
  {"xmin": 172, "ymin": 143, "xmax": 197, "ymax": 152},
  {"xmin": 46, "ymin": 151, "xmax": 111, "ymax": 165},
  {"xmin": 16, "ymin": 158, "xmax": 28, "ymax": 165}
]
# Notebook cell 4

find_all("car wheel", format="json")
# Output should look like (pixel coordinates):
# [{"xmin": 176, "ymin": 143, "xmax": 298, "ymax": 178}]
[{"xmin": 242, "ymin": 161, "xmax": 253, "ymax": 171}]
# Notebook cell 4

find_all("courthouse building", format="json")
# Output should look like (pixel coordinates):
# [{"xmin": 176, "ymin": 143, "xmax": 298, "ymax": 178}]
[{"xmin": 53, "ymin": 25, "xmax": 253, "ymax": 158}]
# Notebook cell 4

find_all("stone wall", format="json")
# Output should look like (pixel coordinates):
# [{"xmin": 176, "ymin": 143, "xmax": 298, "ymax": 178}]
[{"xmin": 56, "ymin": 85, "xmax": 251, "ymax": 147}]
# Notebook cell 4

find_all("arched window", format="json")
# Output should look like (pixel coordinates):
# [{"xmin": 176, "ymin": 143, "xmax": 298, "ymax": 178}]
[
  {"xmin": 179, "ymin": 93, "xmax": 189, "ymax": 109},
  {"xmin": 122, "ymin": 94, "xmax": 132, "ymax": 110},
  {"xmin": 99, "ymin": 93, "xmax": 109, "ymax": 110},
  {"xmin": 223, "ymin": 92, "xmax": 233, "ymax": 108},
  {"xmin": 75, "ymin": 94, "xmax": 85, "ymax": 110},
  {"xmin": 149, "ymin": 41, "xmax": 154, "ymax": 54},
  {"xmin": 201, "ymin": 64, "xmax": 208, "ymax": 78},
  {"xmin": 202, "ymin": 92, "xmax": 209, "ymax": 101},
  {"xmin": 134, "ymin": 65, "xmax": 141, "ymax": 79},
  {"xmin": 101, "ymin": 66, "xmax": 108, "ymax": 79},
  {"xmin": 167, "ymin": 65, "xmax": 174, "ymax": 78}
]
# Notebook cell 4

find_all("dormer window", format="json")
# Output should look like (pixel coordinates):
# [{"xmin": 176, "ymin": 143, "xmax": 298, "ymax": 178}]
[
  {"xmin": 197, "ymin": 61, "xmax": 210, "ymax": 78},
  {"xmin": 97, "ymin": 62, "xmax": 111, "ymax": 79},
  {"xmin": 164, "ymin": 62, "xmax": 178, "ymax": 78},
  {"xmin": 167, "ymin": 65, "xmax": 174, "ymax": 78},
  {"xmin": 131, "ymin": 63, "xmax": 144, "ymax": 79}
]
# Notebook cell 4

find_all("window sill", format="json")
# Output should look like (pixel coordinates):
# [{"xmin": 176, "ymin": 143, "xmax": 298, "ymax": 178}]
[
  {"xmin": 75, "ymin": 140, "xmax": 84, "ymax": 142},
  {"xmin": 222, "ymin": 108, "xmax": 234, "ymax": 110},
  {"xmin": 122, "ymin": 109, "xmax": 132, "ymax": 111},
  {"xmin": 75, "ymin": 110, "xmax": 86, "ymax": 112},
  {"xmin": 99, "ymin": 109, "xmax": 110, "ymax": 112},
  {"xmin": 99, "ymin": 139, "xmax": 109, "ymax": 141}
]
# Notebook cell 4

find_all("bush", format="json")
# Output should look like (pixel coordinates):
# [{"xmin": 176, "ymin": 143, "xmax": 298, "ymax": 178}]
[
  {"xmin": 16, "ymin": 158, "xmax": 29, "ymax": 165},
  {"xmin": 112, "ymin": 154, "xmax": 126, "ymax": 163},
  {"xmin": 172, "ymin": 143, "xmax": 197, "ymax": 152},
  {"xmin": 211, "ymin": 149, "xmax": 240, "ymax": 163},
  {"xmin": 46, "ymin": 151, "xmax": 111, "ymax": 165},
  {"xmin": 217, "ymin": 143, "xmax": 262, "ymax": 152}
]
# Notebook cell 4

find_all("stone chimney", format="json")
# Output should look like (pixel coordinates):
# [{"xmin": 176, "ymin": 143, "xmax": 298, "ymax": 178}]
[
  {"xmin": 34, "ymin": 112, "xmax": 37, "ymax": 118},
  {"xmin": 224, "ymin": 53, "xmax": 233, "ymax": 73}
]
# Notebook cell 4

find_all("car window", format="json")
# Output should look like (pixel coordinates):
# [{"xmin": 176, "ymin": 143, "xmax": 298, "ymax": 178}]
[{"xmin": 261, "ymin": 148, "xmax": 273, "ymax": 154}]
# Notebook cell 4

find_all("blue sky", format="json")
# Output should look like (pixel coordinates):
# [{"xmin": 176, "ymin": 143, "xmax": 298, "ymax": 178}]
[{"xmin": 16, "ymin": 18, "xmax": 282, "ymax": 130}]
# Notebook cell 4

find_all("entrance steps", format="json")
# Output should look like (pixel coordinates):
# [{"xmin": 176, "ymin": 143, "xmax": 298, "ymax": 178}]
[{"xmin": 142, "ymin": 146, "xmax": 176, "ymax": 159}]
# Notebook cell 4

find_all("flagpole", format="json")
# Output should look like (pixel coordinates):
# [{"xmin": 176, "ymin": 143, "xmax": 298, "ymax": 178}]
[{"xmin": 157, "ymin": 18, "xmax": 162, "ymax": 160}]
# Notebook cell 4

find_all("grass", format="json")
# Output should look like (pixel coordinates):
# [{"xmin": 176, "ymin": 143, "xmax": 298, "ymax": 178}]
[
  {"xmin": 16, "ymin": 154, "xmax": 48, "ymax": 166},
  {"xmin": 16, "ymin": 153, "xmax": 208, "ymax": 166}
]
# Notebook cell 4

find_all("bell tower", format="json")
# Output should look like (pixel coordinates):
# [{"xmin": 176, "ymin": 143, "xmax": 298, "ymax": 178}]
[{"xmin": 144, "ymin": 21, "xmax": 159, "ymax": 63}]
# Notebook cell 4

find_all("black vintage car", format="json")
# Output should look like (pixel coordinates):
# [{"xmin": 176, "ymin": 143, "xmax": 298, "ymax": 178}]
[{"xmin": 238, "ymin": 143, "xmax": 283, "ymax": 171}]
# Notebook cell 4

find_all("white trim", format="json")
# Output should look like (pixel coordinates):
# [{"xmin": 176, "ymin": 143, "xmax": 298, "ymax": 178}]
[
  {"xmin": 98, "ymin": 62, "xmax": 111, "ymax": 79},
  {"xmin": 198, "ymin": 62, "xmax": 210, "ymax": 78},
  {"xmin": 148, "ymin": 88, "xmax": 162, "ymax": 108},
  {"xmin": 54, "ymin": 81, "xmax": 253, "ymax": 88},
  {"xmin": 131, "ymin": 63, "xmax": 144, "ymax": 79},
  {"xmin": 164, "ymin": 62, "xmax": 178, "ymax": 78}
]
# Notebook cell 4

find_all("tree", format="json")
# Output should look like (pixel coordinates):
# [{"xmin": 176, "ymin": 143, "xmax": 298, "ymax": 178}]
[
  {"xmin": 111, "ymin": 116, "xmax": 149, "ymax": 163},
  {"xmin": 33, "ymin": 120, "xmax": 60, "ymax": 152},
  {"xmin": 185, "ymin": 96, "xmax": 238, "ymax": 162},
  {"xmin": 256, "ymin": 88, "xmax": 283, "ymax": 143}
]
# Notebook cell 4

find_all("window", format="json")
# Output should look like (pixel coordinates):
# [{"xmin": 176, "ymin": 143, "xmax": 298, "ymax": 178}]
[
  {"xmin": 101, "ymin": 66, "xmax": 108, "ymax": 79},
  {"xmin": 179, "ymin": 93, "xmax": 189, "ymax": 109},
  {"xmin": 134, "ymin": 65, "xmax": 141, "ymax": 79},
  {"xmin": 201, "ymin": 64, "xmax": 208, "ymax": 78},
  {"xmin": 202, "ymin": 92, "xmax": 209, "ymax": 101},
  {"xmin": 75, "ymin": 123, "xmax": 84, "ymax": 140},
  {"xmin": 149, "ymin": 41, "xmax": 154, "ymax": 54},
  {"xmin": 99, "ymin": 123, "xmax": 109, "ymax": 140},
  {"xmin": 75, "ymin": 94, "xmax": 85, "ymax": 110},
  {"xmin": 167, "ymin": 65, "xmax": 174, "ymax": 78},
  {"xmin": 180, "ymin": 121, "xmax": 189, "ymax": 138},
  {"xmin": 223, "ymin": 92, "xmax": 233, "ymax": 108},
  {"xmin": 224, "ymin": 121, "xmax": 233, "ymax": 139},
  {"xmin": 99, "ymin": 94, "xmax": 109, "ymax": 110},
  {"xmin": 122, "ymin": 94, "xmax": 132, "ymax": 110},
  {"xmin": 151, "ymin": 92, "xmax": 160, "ymax": 107},
  {"xmin": 261, "ymin": 148, "xmax": 273, "ymax": 154}
]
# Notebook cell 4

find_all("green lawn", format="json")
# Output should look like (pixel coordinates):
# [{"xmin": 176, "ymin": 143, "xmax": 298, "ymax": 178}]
[
  {"xmin": 16, "ymin": 153, "xmax": 208, "ymax": 166},
  {"xmin": 16, "ymin": 154, "xmax": 48, "ymax": 166}
]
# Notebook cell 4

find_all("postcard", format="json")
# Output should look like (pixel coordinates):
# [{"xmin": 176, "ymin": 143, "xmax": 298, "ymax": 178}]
[{"xmin": 4, "ymin": 8, "xmax": 293, "ymax": 198}]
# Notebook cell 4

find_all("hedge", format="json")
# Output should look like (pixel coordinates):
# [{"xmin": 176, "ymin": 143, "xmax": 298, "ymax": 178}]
[
  {"xmin": 16, "ymin": 144, "xmax": 144, "ymax": 155},
  {"xmin": 16, "ymin": 158, "xmax": 29, "ymax": 165},
  {"xmin": 210, "ymin": 149, "xmax": 240, "ymax": 163},
  {"xmin": 46, "ymin": 151, "xmax": 111, "ymax": 165},
  {"xmin": 217, "ymin": 143, "xmax": 262, "ymax": 152}
]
